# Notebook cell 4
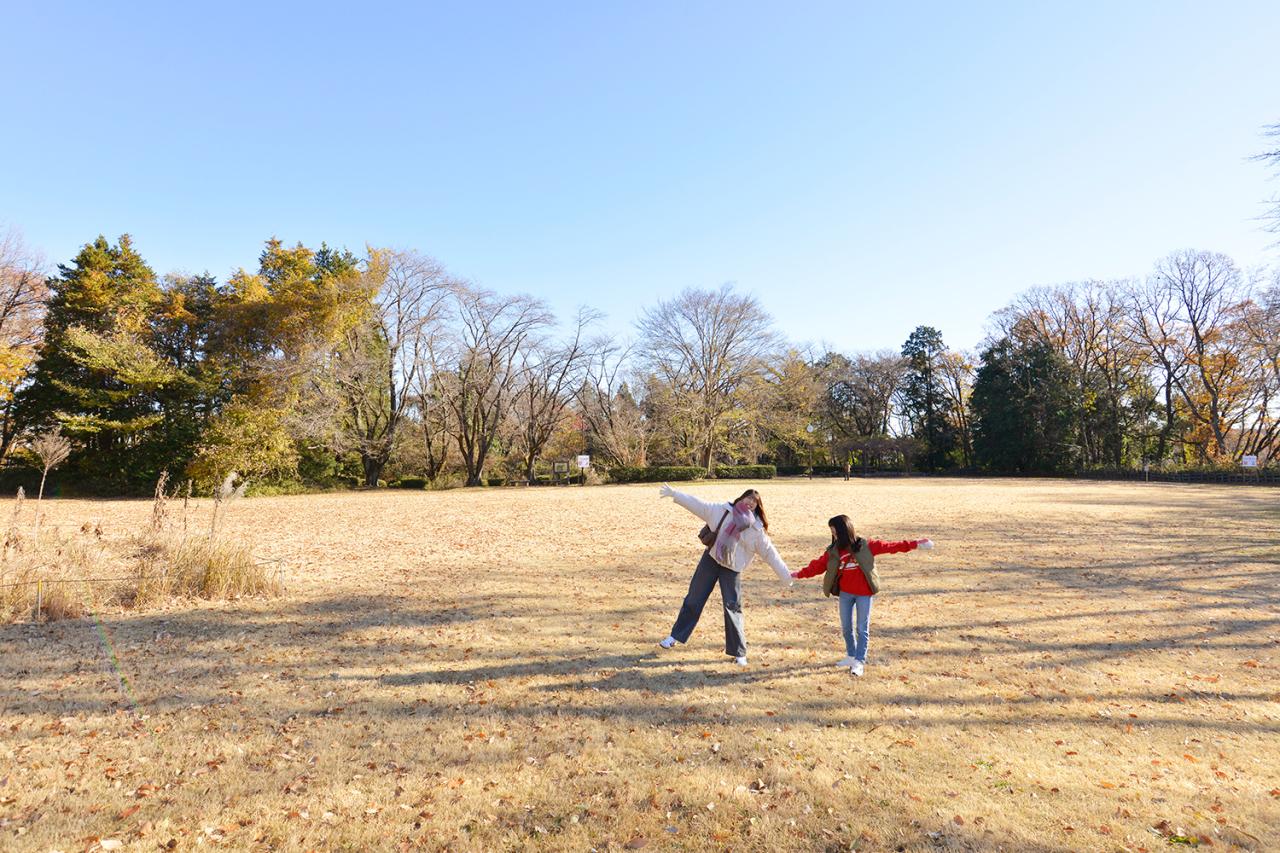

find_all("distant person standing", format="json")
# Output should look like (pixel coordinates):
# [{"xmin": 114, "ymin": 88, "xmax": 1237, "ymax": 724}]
[{"xmin": 656, "ymin": 484, "xmax": 793, "ymax": 666}]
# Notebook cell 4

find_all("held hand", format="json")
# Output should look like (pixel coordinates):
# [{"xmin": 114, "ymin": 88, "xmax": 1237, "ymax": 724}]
[
  {"xmin": 918, "ymin": 538, "xmax": 935, "ymax": 550},
  {"xmin": 658, "ymin": 482, "xmax": 674, "ymax": 499}
]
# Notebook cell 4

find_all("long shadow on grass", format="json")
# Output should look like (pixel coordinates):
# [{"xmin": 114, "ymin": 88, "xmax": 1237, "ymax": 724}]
[{"xmin": 1027, "ymin": 484, "xmax": 1280, "ymax": 523}]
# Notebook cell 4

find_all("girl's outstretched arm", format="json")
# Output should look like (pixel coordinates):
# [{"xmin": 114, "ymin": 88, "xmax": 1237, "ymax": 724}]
[
  {"xmin": 791, "ymin": 552, "xmax": 828, "ymax": 580},
  {"xmin": 868, "ymin": 538, "xmax": 934, "ymax": 556}
]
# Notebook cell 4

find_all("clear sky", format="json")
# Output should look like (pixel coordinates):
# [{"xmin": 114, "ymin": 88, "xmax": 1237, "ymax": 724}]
[{"xmin": 2, "ymin": 1, "xmax": 1277, "ymax": 353}]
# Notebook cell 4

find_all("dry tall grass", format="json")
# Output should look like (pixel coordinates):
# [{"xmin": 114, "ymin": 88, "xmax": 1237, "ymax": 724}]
[
  {"xmin": 0, "ymin": 477, "xmax": 278, "ymax": 623},
  {"xmin": 1, "ymin": 479, "xmax": 1277, "ymax": 852}
]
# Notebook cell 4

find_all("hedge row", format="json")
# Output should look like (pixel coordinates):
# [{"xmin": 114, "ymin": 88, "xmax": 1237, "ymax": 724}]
[
  {"xmin": 776, "ymin": 465, "xmax": 846, "ymax": 476},
  {"xmin": 608, "ymin": 466, "xmax": 707, "ymax": 483},
  {"xmin": 390, "ymin": 477, "xmax": 428, "ymax": 489},
  {"xmin": 606, "ymin": 465, "xmax": 777, "ymax": 483},
  {"xmin": 712, "ymin": 465, "xmax": 776, "ymax": 480}
]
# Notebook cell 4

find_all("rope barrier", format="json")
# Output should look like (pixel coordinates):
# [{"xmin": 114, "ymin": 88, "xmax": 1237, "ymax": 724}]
[{"xmin": 0, "ymin": 558, "xmax": 292, "ymax": 589}]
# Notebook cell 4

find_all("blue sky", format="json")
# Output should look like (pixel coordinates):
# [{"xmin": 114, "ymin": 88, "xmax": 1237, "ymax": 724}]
[{"xmin": 2, "ymin": 1, "xmax": 1277, "ymax": 353}]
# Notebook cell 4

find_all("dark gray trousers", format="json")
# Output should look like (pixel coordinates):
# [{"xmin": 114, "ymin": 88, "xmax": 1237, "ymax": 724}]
[{"xmin": 670, "ymin": 551, "xmax": 746, "ymax": 657}]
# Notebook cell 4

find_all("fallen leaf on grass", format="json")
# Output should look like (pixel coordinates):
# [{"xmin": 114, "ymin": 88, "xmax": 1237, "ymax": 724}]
[
  {"xmin": 1098, "ymin": 781, "xmax": 1117, "ymax": 789},
  {"xmin": 624, "ymin": 837, "xmax": 648, "ymax": 849},
  {"xmin": 117, "ymin": 804, "xmax": 140, "ymax": 820}
]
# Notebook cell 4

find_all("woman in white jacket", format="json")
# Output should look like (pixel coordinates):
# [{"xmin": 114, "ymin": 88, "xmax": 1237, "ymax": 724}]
[{"xmin": 657, "ymin": 484, "xmax": 793, "ymax": 666}]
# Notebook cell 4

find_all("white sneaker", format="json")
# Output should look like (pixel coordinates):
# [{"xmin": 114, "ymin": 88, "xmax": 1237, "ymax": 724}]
[
  {"xmin": 835, "ymin": 656, "xmax": 857, "ymax": 667},
  {"xmin": 659, "ymin": 636, "xmax": 677, "ymax": 650},
  {"xmin": 733, "ymin": 656, "xmax": 748, "ymax": 666},
  {"xmin": 850, "ymin": 660, "xmax": 865, "ymax": 677}
]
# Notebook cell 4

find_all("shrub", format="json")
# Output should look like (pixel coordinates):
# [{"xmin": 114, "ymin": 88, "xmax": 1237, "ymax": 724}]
[
  {"xmin": 244, "ymin": 480, "xmax": 312, "ymax": 497},
  {"xmin": 713, "ymin": 465, "xmax": 776, "ymax": 480},
  {"xmin": 133, "ymin": 533, "xmax": 281, "ymax": 607},
  {"xmin": 392, "ymin": 477, "xmax": 428, "ymax": 489},
  {"xmin": 608, "ymin": 466, "xmax": 706, "ymax": 484},
  {"xmin": 486, "ymin": 477, "xmax": 506, "ymax": 487},
  {"xmin": 425, "ymin": 474, "xmax": 464, "ymax": 491},
  {"xmin": 186, "ymin": 401, "xmax": 298, "ymax": 492}
]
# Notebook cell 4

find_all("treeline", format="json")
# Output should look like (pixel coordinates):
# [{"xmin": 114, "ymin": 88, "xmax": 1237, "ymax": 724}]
[{"xmin": 0, "ymin": 228, "xmax": 1276, "ymax": 495}]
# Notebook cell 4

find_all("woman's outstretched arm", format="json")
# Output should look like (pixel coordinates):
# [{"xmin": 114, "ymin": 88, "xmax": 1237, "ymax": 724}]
[
  {"xmin": 658, "ymin": 483, "xmax": 724, "ymax": 525},
  {"xmin": 754, "ymin": 533, "xmax": 794, "ymax": 585}
]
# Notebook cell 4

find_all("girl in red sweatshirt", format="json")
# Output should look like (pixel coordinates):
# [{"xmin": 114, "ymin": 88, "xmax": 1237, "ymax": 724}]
[{"xmin": 791, "ymin": 514, "xmax": 933, "ymax": 676}]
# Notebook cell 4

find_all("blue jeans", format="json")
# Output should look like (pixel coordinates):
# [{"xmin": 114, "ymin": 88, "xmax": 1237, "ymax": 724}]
[
  {"xmin": 839, "ymin": 591, "xmax": 873, "ymax": 661},
  {"xmin": 670, "ymin": 551, "xmax": 747, "ymax": 657}
]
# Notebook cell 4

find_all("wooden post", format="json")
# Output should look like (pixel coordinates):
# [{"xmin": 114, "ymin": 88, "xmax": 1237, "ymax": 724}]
[{"xmin": 35, "ymin": 579, "xmax": 42, "ymax": 621}]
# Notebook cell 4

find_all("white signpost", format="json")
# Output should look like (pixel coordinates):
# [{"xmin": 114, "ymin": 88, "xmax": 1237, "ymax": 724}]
[
  {"xmin": 576, "ymin": 455, "xmax": 591, "ymax": 469},
  {"xmin": 1241, "ymin": 455, "xmax": 1258, "ymax": 468}
]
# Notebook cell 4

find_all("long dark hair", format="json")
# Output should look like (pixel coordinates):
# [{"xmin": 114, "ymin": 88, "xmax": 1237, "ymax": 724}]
[
  {"xmin": 828, "ymin": 514, "xmax": 864, "ymax": 552},
  {"xmin": 732, "ymin": 489, "xmax": 768, "ymax": 531}
]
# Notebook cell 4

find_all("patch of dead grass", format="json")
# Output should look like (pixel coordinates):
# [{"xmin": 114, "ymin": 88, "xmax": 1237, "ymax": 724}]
[{"xmin": 1, "ymin": 479, "xmax": 1277, "ymax": 851}]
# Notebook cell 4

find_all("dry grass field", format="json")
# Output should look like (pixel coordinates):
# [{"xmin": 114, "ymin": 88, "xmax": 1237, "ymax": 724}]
[{"xmin": 2, "ymin": 478, "xmax": 1278, "ymax": 852}]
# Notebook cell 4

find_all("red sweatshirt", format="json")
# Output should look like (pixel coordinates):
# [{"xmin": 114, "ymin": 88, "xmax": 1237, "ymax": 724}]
[{"xmin": 792, "ymin": 539, "xmax": 921, "ymax": 596}]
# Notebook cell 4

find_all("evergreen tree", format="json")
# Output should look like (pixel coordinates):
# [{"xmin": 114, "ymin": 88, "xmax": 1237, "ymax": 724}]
[
  {"xmin": 971, "ymin": 324, "xmax": 1076, "ymax": 474},
  {"xmin": 22, "ymin": 235, "xmax": 184, "ymax": 491},
  {"xmin": 900, "ymin": 326, "xmax": 958, "ymax": 470}
]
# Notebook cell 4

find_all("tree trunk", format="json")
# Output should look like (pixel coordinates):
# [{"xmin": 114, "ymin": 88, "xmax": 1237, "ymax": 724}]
[
  {"xmin": 362, "ymin": 456, "xmax": 383, "ymax": 488},
  {"xmin": 1156, "ymin": 377, "xmax": 1176, "ymax": 463}
]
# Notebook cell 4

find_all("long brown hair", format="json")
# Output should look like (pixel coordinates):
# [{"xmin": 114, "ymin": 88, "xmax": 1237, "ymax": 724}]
[
  {"xmin": 828, "ymin": 514, "xmax": 864, "ymax": 552},
  {"xmin": 732, "ymin": 489, "xmax": 768, "ymax": 531}
]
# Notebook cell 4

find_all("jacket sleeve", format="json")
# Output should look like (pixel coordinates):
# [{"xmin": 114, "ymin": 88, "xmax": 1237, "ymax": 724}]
[
  {"xmin": 793, "ymin": 552, "xmax": 828, "ymax": 579},
  {"xmin": 669, "ymin": 489, "xmax": 725, "ymax": 526},
  {"xmin": 754, "ymin": 532, "xmax": 792, "ymax": 583},
  {"xmin": 868, "ymin": 538, "xmax": 921, "ymax": 556}
]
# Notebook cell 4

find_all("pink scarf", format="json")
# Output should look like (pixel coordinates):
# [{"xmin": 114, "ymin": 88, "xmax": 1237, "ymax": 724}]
[{"xmin": 712, "ymin": 505, "xmax": 757, "ymax": 567}]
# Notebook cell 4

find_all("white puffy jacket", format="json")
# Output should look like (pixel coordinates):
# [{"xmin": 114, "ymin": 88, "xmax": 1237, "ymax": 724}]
[{"xmin": 667, "ymin": 488, "xmax": 792, "ymax": 584}]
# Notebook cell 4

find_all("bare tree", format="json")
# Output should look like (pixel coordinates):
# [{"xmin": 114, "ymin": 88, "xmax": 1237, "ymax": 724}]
[
  {"xmin": 636, "ymin": 285, "xmax": 780, "ymax": 471},
  {"xmin": 510, "ymin": 308, "xmax": 600, "ymax": 483},
  {"xmin": 1254, "ymin": 122, "xmax": 1280, "ymax": 240},
  {"xmin": 410, "ymin": 367, "xmax": 456, "ymax": 482},
  {"xmin": 299, "ymin": 249, "xmax": 454, "ymax": 486},
  {"xmin": 31, "ymin": 428, "xmax": 71, "ymax": 504},
  {"xmin": 1124, "ymin": 275, "xmax": 1191, "ymax": 463},
  {"xmin": 1007, "ymin": 281, "xmax": 1154, "ymax": 468},
  {"xmin": 440, "ymin": 286, "xmax": 553, "ymax": 486},
  {"xmin": 936, "ymin": 349, "xmax": 975, "ymax": 467},
  {"xmin": 750, "ymin": 348, "xmax": 822, "ymax": 467},
  {"xmin": 817, "ymin": 350, "xmax": 905, "ymax": 442},
  {"xmin": 1157, "ymin": 251, "xmax": 1256, "ymax": 461},
  {"xmin": 0, "ymin": 227, "xmax": 48, "ymax": 462},
  {"xmin": 1233, "ymin": 270, "xmax": 1280, "ymax": 459},
  {"xmin": 575, "ymin": 340, "xmax": 652, "ymax": 468}
]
